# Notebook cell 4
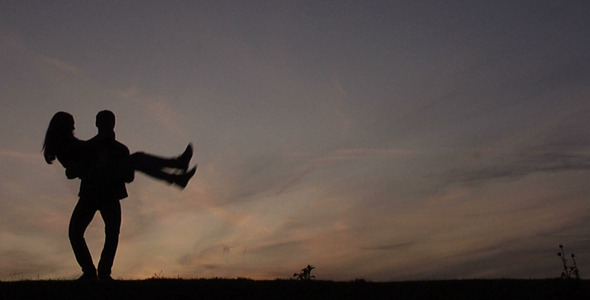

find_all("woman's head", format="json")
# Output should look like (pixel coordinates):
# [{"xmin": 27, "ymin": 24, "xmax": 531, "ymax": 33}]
[{"xmin": 43, "ymin": 111, "xmax": 75, "ymax": 164}]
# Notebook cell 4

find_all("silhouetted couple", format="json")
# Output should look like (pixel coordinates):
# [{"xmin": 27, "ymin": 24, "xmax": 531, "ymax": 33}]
[{"xmin": 43, "ymin": 110, "xmax": 197, "ymax": 280}]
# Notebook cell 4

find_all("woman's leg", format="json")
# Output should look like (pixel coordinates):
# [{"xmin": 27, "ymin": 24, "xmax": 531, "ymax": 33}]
[
  {"xmin": 131, "ymin": 152, "xmax": 176, "ymax": 183},
  {"xmin": 130, "ymin": 144, "xmax": 192, "ymax": 171},
  {"xmin": 131, "ymin": 155, "xmax": 197, "ymax": 188},
  {"xmin": 130, "ymin": 145, "xmax": 195, "ymax": 187}
]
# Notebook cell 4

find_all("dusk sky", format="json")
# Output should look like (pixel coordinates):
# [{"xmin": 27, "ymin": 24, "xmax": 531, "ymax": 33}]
[{"xmin": 1, "ymin": 1, "xmax": 590, "ymax": 281}]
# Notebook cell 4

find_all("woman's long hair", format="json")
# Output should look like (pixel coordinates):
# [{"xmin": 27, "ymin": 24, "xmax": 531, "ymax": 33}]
[{"xmin": 43, "ymin": 112, "xmax": 74, "ymax": 164}]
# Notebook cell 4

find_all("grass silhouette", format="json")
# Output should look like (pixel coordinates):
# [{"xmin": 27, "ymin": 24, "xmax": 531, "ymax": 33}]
[{"xmin": 1, "ymin": 278, "xmax": 589, "ymax": 299}]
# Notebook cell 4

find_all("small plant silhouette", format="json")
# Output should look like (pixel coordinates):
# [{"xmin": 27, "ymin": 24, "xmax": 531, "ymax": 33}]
[
  {"xmin": 557, "ymin": 244, "xmax": 580, "ymax": 280},
  {"xmin": 293, "ymin": 264, "xmax": 316, "ymax": 280}
]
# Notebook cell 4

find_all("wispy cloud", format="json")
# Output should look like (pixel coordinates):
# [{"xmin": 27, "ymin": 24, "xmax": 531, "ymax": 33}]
[
  {"xmin": 0, "ymin": 149, "xmax": 42, "ymax": 162},
  {"xmin": 1, "ymin": 27, "xmax": 81, "ymax": 75},
  {"xmin": 282, "ymin": 147, "xmax": 416, "ymax": 161},
  {"xmin": 116, "ymin": 87, "xmax": 188, "ymax": 139},
  {"xmin": 361, "ymin": 242, "xmax": 414, "ymax": 251},
  {"xmin": 0, "ymin": 27, "xmax": 26, "ymax": 53},
  {"xmin": 444, "ymin": 147, "xmax": 590, "ymax": 185},
  {"xmin": 275, "ymin": 165, "xmax": 316, "ymax": 196},
  {"xmin": 330, "ymin": 148, "xmax": 416, "ymax": 159},
  {"xmin": 276, "ymin": 147, "xmax": 416, "ymax": 195},
  {"xmin": 178, "ymin": 244, "xmax": 231, "ymax": 266},
  {"xmin": 36, "ymin": 55, "xmax": 80, "ymax": 74},
  {"xmin": 202, "ymin": 146, "xmax": 416, "ymax": 203},
  {"xmin": 0, "ymin": 249, "xmax": 58, "ymax": 280}
]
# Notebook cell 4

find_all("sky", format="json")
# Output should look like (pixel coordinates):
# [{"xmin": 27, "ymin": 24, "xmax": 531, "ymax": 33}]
[{"xmin": 1, "ymin": 1, "xmax": 590, "ymax": 281}]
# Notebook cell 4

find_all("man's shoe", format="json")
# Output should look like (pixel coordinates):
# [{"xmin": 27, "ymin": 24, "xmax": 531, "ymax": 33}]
[
  {"xmin": 98, "ymin": 274, "xmax": 114, "ymax": 281},
  {"xmin": 77, "ymin": 272, "xmax": 98, "ymax": 281}
]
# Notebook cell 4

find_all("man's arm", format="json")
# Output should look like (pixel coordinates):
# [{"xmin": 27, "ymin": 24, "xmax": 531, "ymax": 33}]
[
  {"xmin": 119, "ymin": 144, "xmax": 134, "ymax": 183},
  {"xmin": 65, "ymin": 165, "xmax": 83, "ymax": 179},
  {"xmin": 122, "ymin": 153, "xmax": 135, "ymax": 183}
]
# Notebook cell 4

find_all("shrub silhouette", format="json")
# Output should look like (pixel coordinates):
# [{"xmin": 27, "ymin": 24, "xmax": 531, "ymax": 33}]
[
  {"xmin": 558, "ymin": 244, "xmax": 580, "ymax": 280},
  {"xmin": 293, "ymin": 265, "xmax": 316, "ymax": 280}
]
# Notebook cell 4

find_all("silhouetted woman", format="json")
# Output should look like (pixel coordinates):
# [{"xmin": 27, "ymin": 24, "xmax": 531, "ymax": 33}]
[{"xmin": 43, "ymin": 111, "xmax": 196, "ymax": 188}]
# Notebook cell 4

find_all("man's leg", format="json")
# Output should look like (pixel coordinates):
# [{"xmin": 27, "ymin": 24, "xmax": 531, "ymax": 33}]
[
  {"xmin": 97, "ymin": 200, "xmax": 121, "ymax": 280},
  {"xmin": 69, "ymin": 199, "xmax": 98, "ymax": 278}
]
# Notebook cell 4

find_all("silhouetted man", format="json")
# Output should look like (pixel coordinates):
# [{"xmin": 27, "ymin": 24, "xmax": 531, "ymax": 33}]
[{"xmin": 68, "ymin": 110, "xmax": 134, "ymax": 281}]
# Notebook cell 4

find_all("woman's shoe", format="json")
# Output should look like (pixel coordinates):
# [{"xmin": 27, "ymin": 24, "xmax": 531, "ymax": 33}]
[
  {"xmin": 176, "ymin": 165, "xmax": 197, "ymax": 189},
  {"xmin": 177, "ymin": 144, "xmax": 193, "ymax": 171}
]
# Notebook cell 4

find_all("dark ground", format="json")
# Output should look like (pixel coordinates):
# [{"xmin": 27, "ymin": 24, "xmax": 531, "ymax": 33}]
[{"xmin": 1, "ymin": 278, "xmax": 588, "ymax": 300}]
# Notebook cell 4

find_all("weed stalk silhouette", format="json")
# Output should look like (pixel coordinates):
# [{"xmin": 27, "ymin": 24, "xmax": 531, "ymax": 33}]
[
  {"xmin": 558, "ymin": 244, "xmax": 580, "ymax": 280},
  {"xmin": 293, "ymin": 265, "xmax": 316, "ymax": 280}
]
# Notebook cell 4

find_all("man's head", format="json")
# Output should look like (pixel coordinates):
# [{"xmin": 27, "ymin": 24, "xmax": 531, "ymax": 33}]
[{"xmin": 96, "ymin": 110, "xmax": 115, "ymax": 130}]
